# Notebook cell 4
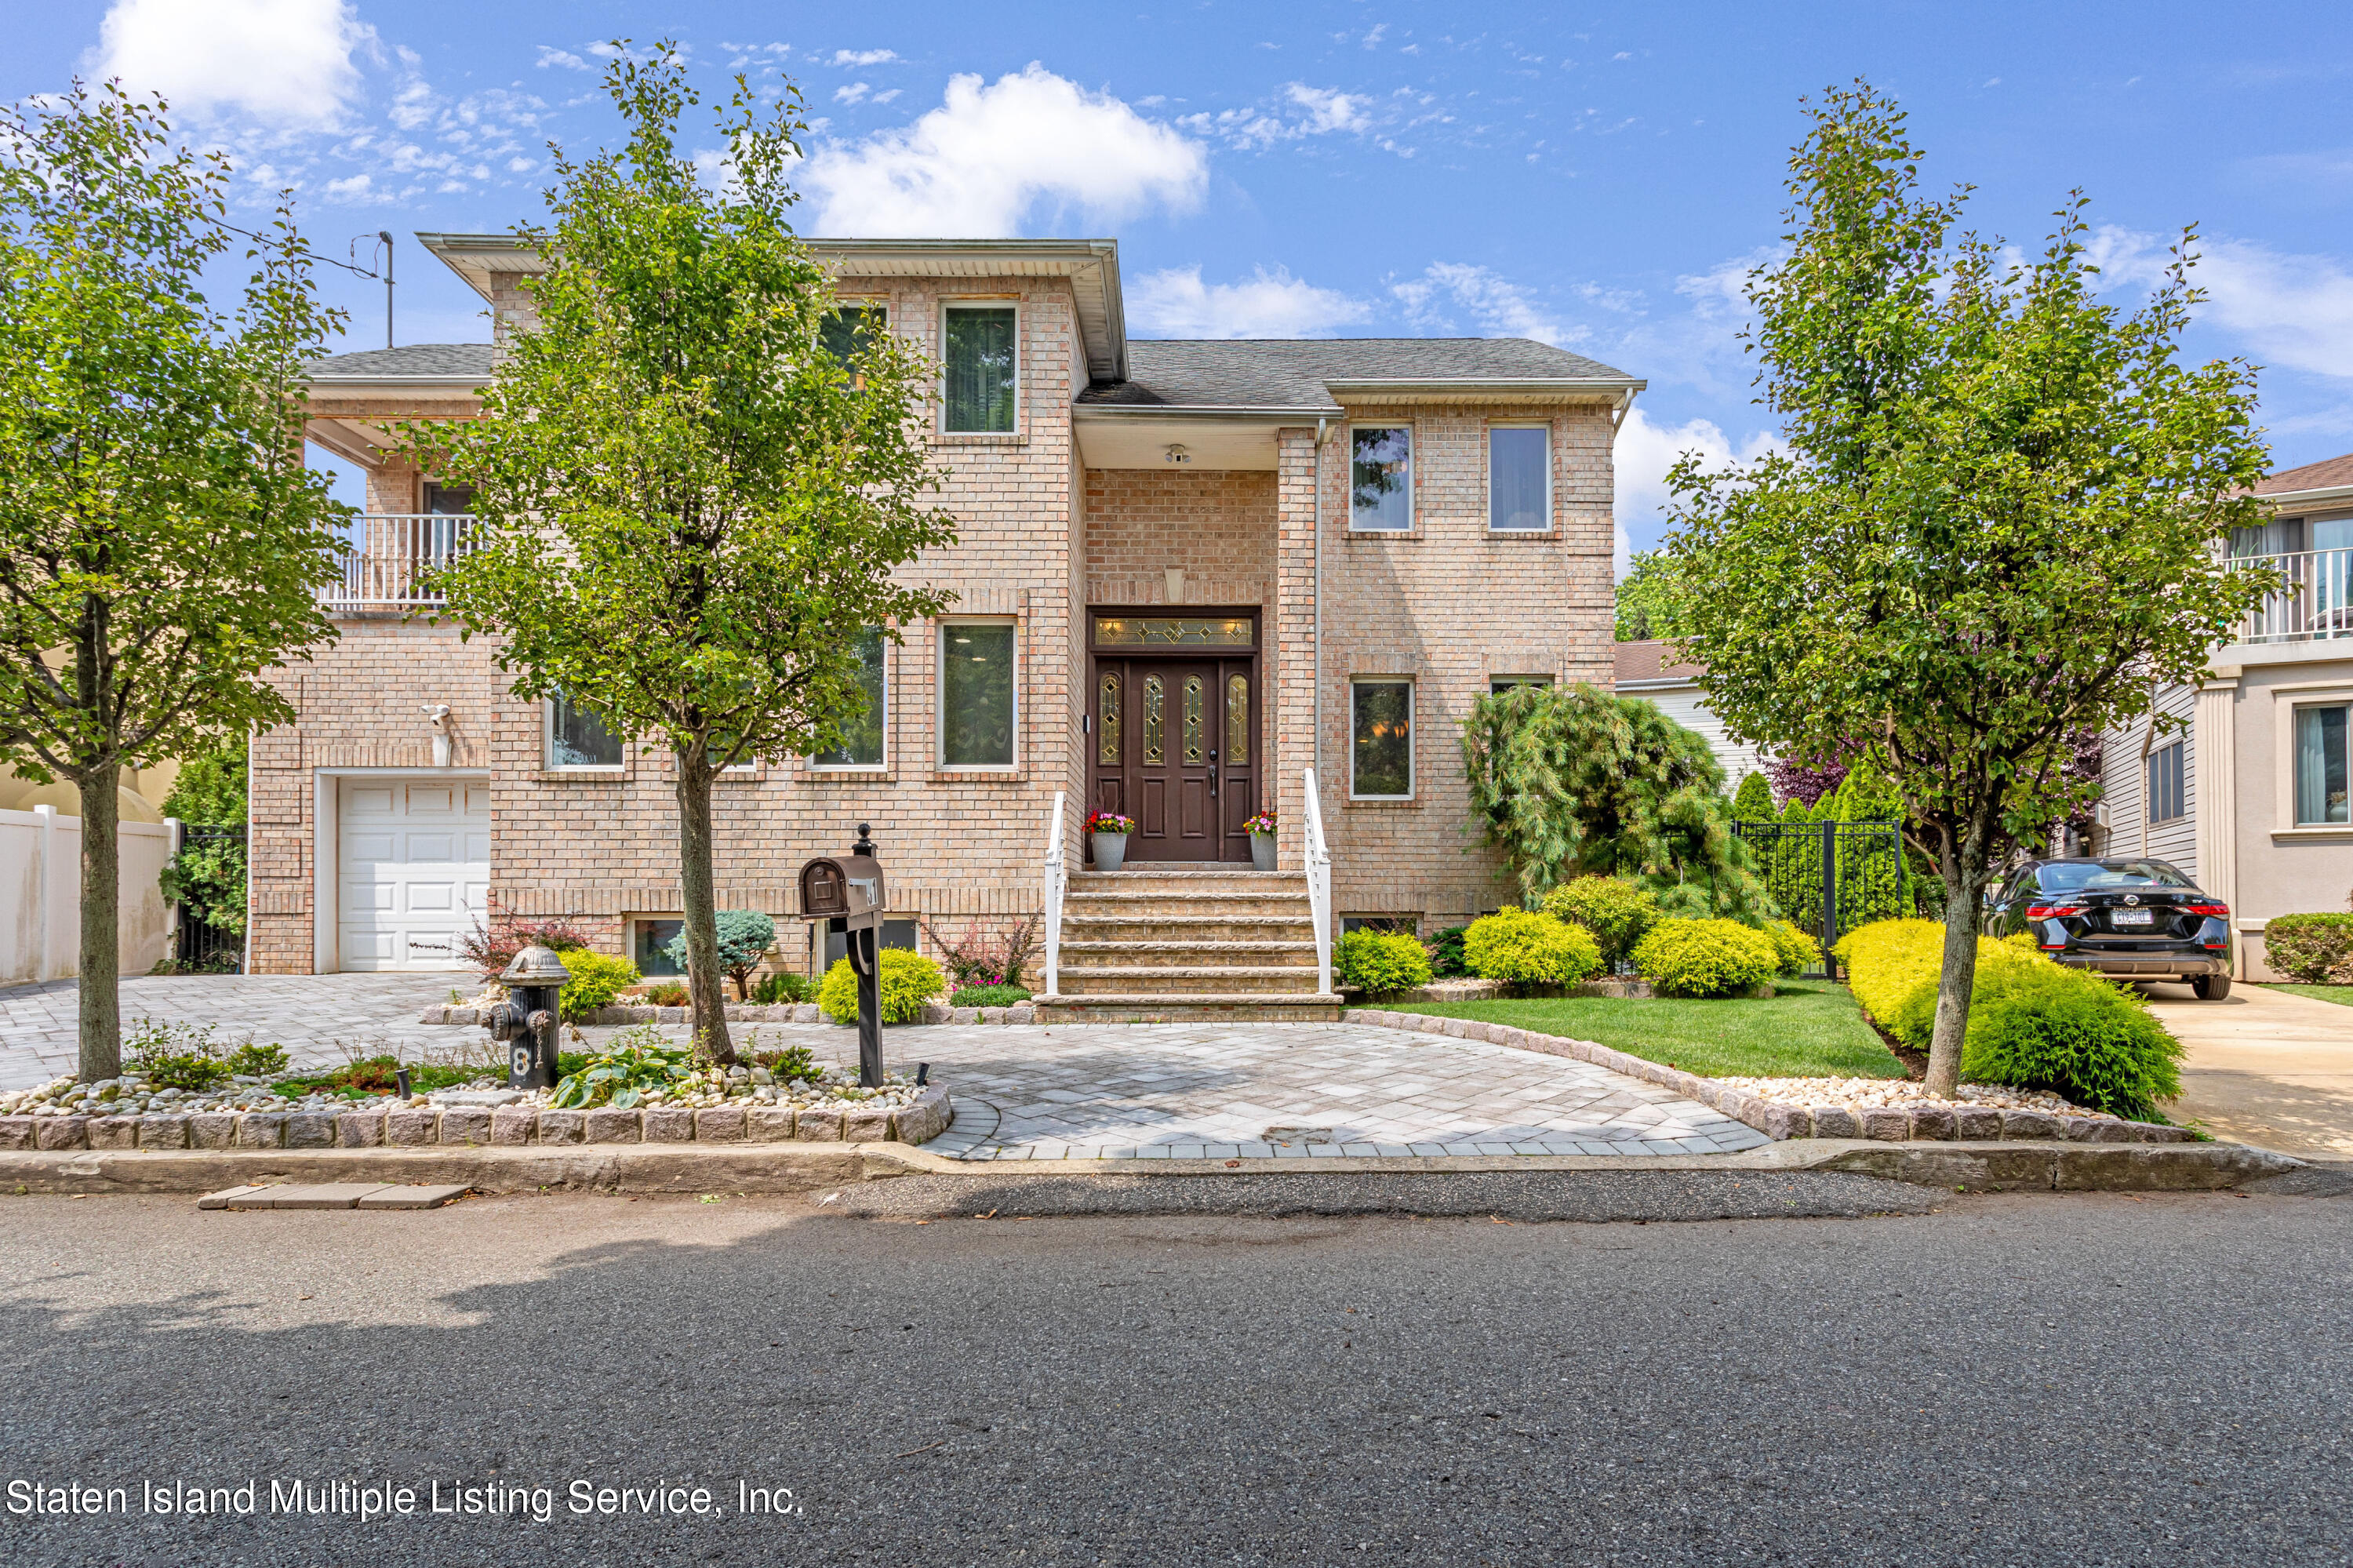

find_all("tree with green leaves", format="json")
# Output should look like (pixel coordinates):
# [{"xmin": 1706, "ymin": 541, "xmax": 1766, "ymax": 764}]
[
  {"xmin": 1613, "ymin": 550, "xmax": 1692, "ymax": 642},
  {"xmin": 0, "ymin": 83, "xmax": 346, "ymax": 1080},
  {"xmin": 1660, "ymin": 82, "xmax": 2276, "ymax": 1095},
  {"xmin": 1461, "ymin": 682, "xmax": 1769, "ymax": 920},
  {"xmin": 414, "ymin": 46, "xmax": 955, "ymax": 1060}
]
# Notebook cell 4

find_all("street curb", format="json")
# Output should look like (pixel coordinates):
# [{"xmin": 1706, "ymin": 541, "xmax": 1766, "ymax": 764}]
[{"xmin": 0, "ymin": 1137, "xmax": 2297, "ymax": 1196}]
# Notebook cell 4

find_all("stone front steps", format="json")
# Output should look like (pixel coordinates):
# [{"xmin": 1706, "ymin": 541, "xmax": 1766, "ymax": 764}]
[{"xmin": 1036, "ymin": 866, "xmax": 1342, "ymax": 1023}]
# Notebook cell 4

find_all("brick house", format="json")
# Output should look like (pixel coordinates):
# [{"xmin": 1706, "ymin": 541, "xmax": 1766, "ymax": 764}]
[{"xmin": 272, "ymin": 234, "xmax": 1641, "ymax": 1011}]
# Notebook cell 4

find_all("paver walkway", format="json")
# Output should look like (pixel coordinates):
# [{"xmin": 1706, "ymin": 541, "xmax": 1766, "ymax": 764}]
[
  {"xmin": 0, "ymin": 974, "xmax": 1769, "ymax": 1159},
  {"xmin": 2144, "ymin": 981, "xmax": 2353, "ymax": 1162}
]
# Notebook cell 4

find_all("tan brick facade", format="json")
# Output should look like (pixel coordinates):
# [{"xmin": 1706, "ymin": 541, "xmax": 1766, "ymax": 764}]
[{"xmin": 265, "ymin": 256, "xmax": 1622, "ymax": 972}]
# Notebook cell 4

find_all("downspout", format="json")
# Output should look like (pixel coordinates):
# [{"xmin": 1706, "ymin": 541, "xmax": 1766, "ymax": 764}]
[{"xmin": 1313, "ymin": 417, "xmax": 1326, "ymax": 810}]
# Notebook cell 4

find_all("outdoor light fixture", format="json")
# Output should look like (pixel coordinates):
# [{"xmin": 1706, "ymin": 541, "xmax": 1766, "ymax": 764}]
[{"xmin": 1164, "ymin": 443, "xmax": 1191, "ymax": 464}]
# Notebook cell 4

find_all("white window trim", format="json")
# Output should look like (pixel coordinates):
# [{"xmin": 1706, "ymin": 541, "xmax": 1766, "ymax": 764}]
[
  {"xmin": 810, "ymin": 631, "xmax": 889, "ymax": 772},
  {"xmin": 544, "ymin": 696, "xmax": 623, "ymax": 773},
  {"xmin": 940, "ymin": 300, "xmax": 1021, "ymax": 435},
  {"xmin": 1486, "ymin": 420, "xmax": 1554, "ymax": 533},
  {"xmin": 1347, "ymin": 422, "xmax": 1415, "ymax": 533},
  {"xmin": 2271, "ymin": 681, "xmax": 2353, "ymax": 833},
  {"xmin": 936, "ymin": 617, "xmax": 1020, "ymax": 772},
  {"xmin": 1349, "ymin": 677, "xmax": 1416, "ymax": 801},
  {"xmin": 2146, "ymin": 739, "xmax": 2186, "ymax": 826}
]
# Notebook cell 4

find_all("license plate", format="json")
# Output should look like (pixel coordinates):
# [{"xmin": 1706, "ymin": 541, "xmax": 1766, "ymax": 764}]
[{"xmin": 2111, "ymin": 908, "xmax": 2155, "ymax": 926}]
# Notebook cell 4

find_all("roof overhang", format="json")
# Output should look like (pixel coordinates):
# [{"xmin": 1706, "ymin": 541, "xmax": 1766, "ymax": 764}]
[
  {"xmin": 2257, "ymin": 482, "xmax": 2353, "ymax": 514},
  {"xmin": 415, "ymin": 231, "xmax": 1129, "ymax": 383},
  {"xmin": 1072, "ymin": 404, "xmax": 1333, "ymax": 471},
  {"xmin": 1323, "ymin": 377, "xmax": 1645, "ymax": 406}
]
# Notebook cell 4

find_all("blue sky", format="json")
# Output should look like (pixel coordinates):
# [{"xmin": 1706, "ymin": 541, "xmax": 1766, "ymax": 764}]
[{"xmin": 13, "ymin": 1, "xmax": 2353, "ymax": 562}]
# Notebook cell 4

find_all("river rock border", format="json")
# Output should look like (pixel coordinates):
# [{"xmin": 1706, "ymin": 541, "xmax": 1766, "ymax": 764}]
[
  {"xmin": 1343, "ymin": 1007, "xmax": 2195, "ymax": 1146},
  {"xmin": 418, "ymin": 1002, "xmax": 1036, "ymax": 1027},
  {"xmin": 0, "ymin": 1086, "xmax": 954, "ymax": 1154}
]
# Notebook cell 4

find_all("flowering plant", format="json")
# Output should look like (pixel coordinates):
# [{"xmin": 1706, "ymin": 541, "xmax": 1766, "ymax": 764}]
[
  {"xmin": 1244, "ymin": 809, "xmax": 1277, "ymax": 836},
  {"xmin": 1084, "ymin": 810, "xmax": 1135, "ymax": 835}
]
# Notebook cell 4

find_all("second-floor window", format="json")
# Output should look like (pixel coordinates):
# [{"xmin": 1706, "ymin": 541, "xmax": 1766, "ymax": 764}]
[
  {"xmin": 2295, "ymin": 704, "xmax": 2349, "ymax": 825},
  {"xmin": 944, "ymin": 304, "xmax": 1016, "ymax": 432},
  {"xmin": 1351, "ymin": 426, "xmax": 1413, "ymax": 531},
  {"xmin": 2146, "ymin": 740, "xmax": 2186, "ymax": 826},
  {"xmin": 547, "ymin": 693, "xmax": 622, "ymax": 770},
  {"xmin": 813, "ymin": 628, "xmax": 886, "ymax": 769},
  {"xmin": 1489, "ymin": 424, "xmax": 1551, "ymax": 532},
  {"xmin": 821, "ymin": 305, "xmax": 887, "ymax": 386}
]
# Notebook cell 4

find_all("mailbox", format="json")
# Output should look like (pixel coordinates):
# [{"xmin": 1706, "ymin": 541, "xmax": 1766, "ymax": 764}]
[{"xmin": 796, "ymin": 824, "xmax": 889, "ymax": 1088}]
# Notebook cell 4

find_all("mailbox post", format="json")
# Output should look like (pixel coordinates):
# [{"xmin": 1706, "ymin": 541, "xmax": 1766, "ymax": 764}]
[
  {"xmin": 488, "ymin": 943, "xmax": 569, "ymax": 1091},
  {"xmin": 797, "ymin": 824, "xmax": 889, "ymax": 1088}
]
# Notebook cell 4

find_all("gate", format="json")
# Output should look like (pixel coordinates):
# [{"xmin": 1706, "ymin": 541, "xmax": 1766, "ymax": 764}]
[
  {"xmin": 1730, "ymin": 818, "xmax": 1905, "ymax": 978},
  {"xmin": 171, "ymin": 824, "xmax": 247, "ymax": 973}
]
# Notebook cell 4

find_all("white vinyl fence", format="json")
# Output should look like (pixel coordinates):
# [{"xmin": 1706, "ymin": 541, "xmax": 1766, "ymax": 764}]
[{"xmin": 1, "ymin": 806, "xmax": 176, "ymax": 987}]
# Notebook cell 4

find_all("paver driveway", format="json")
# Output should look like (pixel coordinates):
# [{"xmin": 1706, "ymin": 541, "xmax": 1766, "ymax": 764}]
[{"xmin": 1, "ymin": 974, "xmax": 1767, "ymax": 1159}]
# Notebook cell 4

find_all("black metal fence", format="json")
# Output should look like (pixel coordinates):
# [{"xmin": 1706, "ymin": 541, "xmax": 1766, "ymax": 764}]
[
  {"xmin": 172, "ymin": 825, "xmax": 247, "ymax": 973},
  {"xmin": 1730, "ymin": 818, "xmax": 1906, "ymax": 978}
]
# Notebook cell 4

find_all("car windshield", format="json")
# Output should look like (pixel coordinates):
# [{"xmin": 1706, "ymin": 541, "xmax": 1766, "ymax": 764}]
[{"xmin": 2036, "ymin": 860, "xmax": 2191, "ymax": 892}]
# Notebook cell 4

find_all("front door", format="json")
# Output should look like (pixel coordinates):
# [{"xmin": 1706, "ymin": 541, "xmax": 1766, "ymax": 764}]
[{"xmin": 1087, "ymin": 611, "xmax": 1260, "ymax": 864}]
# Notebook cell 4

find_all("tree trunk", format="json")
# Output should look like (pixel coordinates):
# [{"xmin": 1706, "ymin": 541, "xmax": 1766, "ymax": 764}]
[
  {"xmin": 76, "ymin": 769, "xmax": 123, "ymax": 1082},
  {"xmin": 1926, "ymin": 835, "xmax": 1992, "ymax": 1098},
  {"xmin": 675, "ymin": 749, "xmax": 735, "ymax": 1062}
]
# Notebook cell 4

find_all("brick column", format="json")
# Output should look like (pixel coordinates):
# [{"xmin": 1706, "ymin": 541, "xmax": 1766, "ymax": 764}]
[{"xmin": 1273, "ymin": 424, "xmax": 1326, "ymax": 872}]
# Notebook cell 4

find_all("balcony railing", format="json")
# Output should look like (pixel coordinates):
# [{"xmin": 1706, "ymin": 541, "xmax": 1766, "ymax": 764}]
[
  {"xmin": 2234, "ymin": 548, "xmax": 2353, "ymax": 646},
  {"xmin": 324, "ymin": 514, "xmax": 478, "ymax": 609}
]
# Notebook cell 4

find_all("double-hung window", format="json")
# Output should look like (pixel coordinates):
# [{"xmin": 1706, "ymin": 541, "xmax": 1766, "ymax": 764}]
[
  {"xmin": 2146, "ymin": 740, "xmax": 2186, "ymax": 825},
  {"xmin": 1351, "ymin": 679, "xmax": 1414, "ymax": 799},
  {"xmin": 939, "ymin": 620, "xmax": 1016, "ymax": 769},
  {"xmin": 813, "ymin": 628, "xmax": 887, "ymax": 769},
  {"xmin": 1350, "ymin": 426, "xmax": 1413, "ymax": 531},
  {"xmin": 547, "ymin": 693, "xmax": 622, "ymax": 770},
  {"xmin": 2295, "ymin": 704, "xmax": 2351, "ymax": 825},
  {"xmin": 1488, "ymin": 424, "xmax": 1551, "ymax": 532},
  {"xmin": 821, "ymin": 304, "xmax": 887, "ymax": 386},
  {"xmin": 943, "ymin": 304, "xmax": 1017, "ymax": 432}
]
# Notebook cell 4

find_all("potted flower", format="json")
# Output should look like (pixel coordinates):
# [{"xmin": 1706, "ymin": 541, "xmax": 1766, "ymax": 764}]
[
  {"xmin": 1245, "ymin": 807, "xmax": 1278, "ymax": 871},
  {"xmin": 1085, "ymin": 810, "xmax": 1136, "ymax": 872}
]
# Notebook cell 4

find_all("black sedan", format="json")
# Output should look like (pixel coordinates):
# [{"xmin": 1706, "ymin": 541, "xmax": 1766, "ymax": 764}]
[{"xmin": 1986, "ymin": 857, "xmax": 2235, "ymax": 999}]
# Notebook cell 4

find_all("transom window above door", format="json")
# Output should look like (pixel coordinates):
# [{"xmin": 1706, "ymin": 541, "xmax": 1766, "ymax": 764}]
[
  {"xmin": 1351, "ymin": 426, "xmax": 1413, "ymax": 531},
  {"xmin": 943, "ymin": 304, "xmax": 1017, "ymax": 432},
  {"xmin": 1092, "ymin": 615, "xmax": 1255, "ymax": 646}
]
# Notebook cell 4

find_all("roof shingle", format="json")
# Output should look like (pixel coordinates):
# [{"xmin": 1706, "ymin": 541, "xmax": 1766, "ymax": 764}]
[
  {"xmin": 308, "ymin": 343, "xmax": 494, "ymax": 379},
  {"xmin": 1078, "ymin": 337, "xmax": 1638, "ymax": 409},
  {"xmin": 2257, "ymin": 451, "xmax": 2353, "ymax": 497}
]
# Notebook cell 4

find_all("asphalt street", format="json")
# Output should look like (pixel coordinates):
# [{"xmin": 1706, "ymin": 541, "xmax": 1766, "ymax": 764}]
[{"xmin": 4, "ymin": 1173, "xmax": 2350, "ymax": 1566}]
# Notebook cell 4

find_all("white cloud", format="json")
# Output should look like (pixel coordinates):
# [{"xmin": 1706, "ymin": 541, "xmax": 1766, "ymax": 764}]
[
  {"xmin": 831, "ymin": 49, "xmax": 900, "ymax": 67},
  {"xmin": 1285, "ymin": 82, "xmax": 1370, "ymax": 134},
  {"xmin": 93, "ymin": 0, "xmax": 375, "ymax": 128},
  {"xmin": 1610, "ymin": 406, "xmax": 1778, "ymax": 575},
  {"xmin": 1180, "ymin": 82, "xmax": 1377, "ymax": 149},
  {"xmin": 802, "ymin": 64, "xmax": 1206, "ymax": 236},
  {"xmin": 1391, "ymin": 262, "xmax": 1573, "ymax": 345},
  {"xmin": 835, "ymin": 82, "xmax": 871, "ymax": 104},
  {"xmin": 1130, "ymin": 266, "xmax": 1371, "ymax": 338},
  {"xmin": 536, "ymin": 46, "xmax": 588, "ymax": 71}
]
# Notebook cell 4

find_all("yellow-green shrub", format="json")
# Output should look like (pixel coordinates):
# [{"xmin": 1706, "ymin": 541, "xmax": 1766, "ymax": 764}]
[
  {"xmin": 819, "ymin": 949, "xmax": 947, "ymax": 1023},
  {"xmin": 1762, "ymin": 919, "xmax": 1822, "ymax": 977},
  {"xmin": 1631, "ymin": 918, "xmax": 1780, "ymax": 999},
  {"xmin": 1834, "ymin": 919, "xmax": 1951, "ymax": 1029},
  {"xmin": 1540, "ymin": 876, "xmax": 1663, "ymax": 968},
  {"xmin": 1334, "ymin": 930, "xmax": 1433, "ymax": 995},
  {"xmin": 1462, "ymin": 908, "xmax": 1602, "ymax": 988},
  {"xmin": 558, "ymin": 948, "xmax": 642, "ymax": 1022}
]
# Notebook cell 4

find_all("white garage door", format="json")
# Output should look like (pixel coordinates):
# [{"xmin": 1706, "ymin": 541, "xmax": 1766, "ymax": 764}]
[{"xmin": 337, "ymin": 780, "xmax": 490, "ymax": 971}]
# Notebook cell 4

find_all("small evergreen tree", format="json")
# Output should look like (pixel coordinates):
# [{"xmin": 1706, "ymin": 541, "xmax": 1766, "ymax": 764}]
[{"xmin": 1731, "ymin": 770, "xmax": 1775, "ymax": 821}]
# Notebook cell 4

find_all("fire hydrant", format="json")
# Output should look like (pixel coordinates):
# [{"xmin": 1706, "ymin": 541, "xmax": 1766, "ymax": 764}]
[{"xmin": 489, "ymin": 944, "xmax": 569, "ymax": 1091}]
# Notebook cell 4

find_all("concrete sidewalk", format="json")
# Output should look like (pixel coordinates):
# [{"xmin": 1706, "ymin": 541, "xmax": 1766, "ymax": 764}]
[{"xmin": 2144, "ymin": 981, "xmax": 2353, "ymax": 1161}]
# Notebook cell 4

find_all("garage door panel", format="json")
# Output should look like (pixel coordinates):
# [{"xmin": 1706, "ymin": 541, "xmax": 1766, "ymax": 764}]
[{"xmin": 337, "ymin": 777, "xmax": 488, "ymax": 973}]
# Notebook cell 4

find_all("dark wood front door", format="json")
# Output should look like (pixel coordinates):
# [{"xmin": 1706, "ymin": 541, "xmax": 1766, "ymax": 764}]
[{"xmin": 1088, "ymin": 618, "xmax": 1260, "ymax": 864}]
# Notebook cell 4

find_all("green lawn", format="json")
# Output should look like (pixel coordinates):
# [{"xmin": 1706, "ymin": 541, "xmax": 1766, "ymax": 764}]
[
  {"xmin": 1392, "ymin": 977, "xmax": 1908, "ymax": 1081},
  {"xmin": 2259, "ymin": 984, "xmax": 2353, "ymax": 1008}
]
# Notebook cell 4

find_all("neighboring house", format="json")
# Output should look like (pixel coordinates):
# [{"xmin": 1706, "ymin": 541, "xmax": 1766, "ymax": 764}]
[
  {"xmin": 268, "ymin": 232, "xmax": 1640, "ymax": 988},
  {"xmin": 2100, "ymin": 451, "xmax": 2353, "ymax": 980},
  {"xmin": 1610, "ymin": 639, "xmax": 1762, "ymax": 788}
]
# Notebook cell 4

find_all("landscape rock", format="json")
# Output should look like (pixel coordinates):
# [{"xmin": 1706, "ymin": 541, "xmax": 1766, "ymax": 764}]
[
  {"xmin": 233, "ymin": 1113, "xmax": 286, "ymax": 1149},
  {"xmin": 844, "ymin": 1106, "xmax": 893, "ymax": 1142},
  {"xmin": 2002, "ymin": 1110, "xmax": 2064, "ymax": 1141},
  {"xmin": 0, "ymin": 1117, "xmax": 35, "ymax": 1150},
  {"xmin": 745, "ymin": 1106, "xmax": 796, "ymax": 1142},
  {"xmin": 795, "ymin": 1107, "xmax": 843, "ymax": 1142},
  {"xmin": 186, "ymin": 1112, "xmax": 235, "ymax": 1149},
  {"xmin": 136, "ymin": 1115, "xmax": 189, "ymax": 1149},
  {"xmin": 583, "ymin": 1108, "xmax": 641, "ymax": 1144},
  {"xmin": 285, "ymin": 1111, "xmax": 340, "ymax": 1149},
  {"xmin": 438, "ymin": 1107, "xmax": 493, "ymax": 1145},
  {"xmin": 33, "ymin": 1115, "xmax": 89, "ymax": 1150},
  {"xmin": 536, "ymin": 1110, "xmax": 584, "ymax": 1144},
  {"xmin": 642, "ymin": 1107, "xmax": 696, "ymax": 1144},
  {"xmin": 490, "ymin": 1105, "xmax": 536, "ymax": 1145},
  {"xmin": 88, "ymin": 1115, "xmax": 140, "ymax": 1151},
  {"xmin": 384, "ymin": 1108, "xmax": 439, "ymax": 1147},
  {"xmin": 694, "ymin": 1105, "xmax": 746, "ymax": 1142},
  {"xmin": 336, "ymin": 1111, "xmax": 386, "ymax": 1148}
]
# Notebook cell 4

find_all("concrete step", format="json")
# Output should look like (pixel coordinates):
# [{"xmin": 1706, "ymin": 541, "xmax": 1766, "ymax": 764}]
[
  {"xmin": 1031, "ymin": 993, "xmax": 1347, "ymax": 1024},
  {"xmin": 1057, "ymin": 965, "xmax": 1323, "ymax": 996},
  {"xmin": 1065, "ymin": 891, "xmax": 1310, "ymax": 919},
  {"xmin": 1060, "ymin": 939, "xmax": 1318, "ymax": 968},
  {"xmin": 1062, "ymin": 914, "xmax": 1315, "ymax": 943},
  {"xmin": 1070, "ymin": 868, "xmax": 1304, "ymax": 897}
]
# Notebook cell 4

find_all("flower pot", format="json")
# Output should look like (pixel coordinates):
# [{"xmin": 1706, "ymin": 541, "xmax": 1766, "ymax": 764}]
[
  {"xmin": 1092, "ymin": 831, "xmax": 1129, "ymax": 873},
  {"xmin": 1250, "ymin": 832, "xmax": 1277, "ymax": 871}
]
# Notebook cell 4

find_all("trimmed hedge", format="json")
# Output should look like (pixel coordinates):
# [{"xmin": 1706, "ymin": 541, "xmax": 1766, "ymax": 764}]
[
  {"xmin": 1835, "ymin": 919, "xmax": 2183, "ymax": 1120},
  {"xmin": 1631, "ymin": 917, "xmax": 1780, "ymax": 999},
  {"xmin": 1540, "ymin": 876, "xmax": 1662, "ymax": 969},
  {"xmin": 558, "ymin": 949, "xmax": 642, "ymax": 1023},
  {"xmin": 2264, "ymin": 913, "xmax": 2353, "ymax": 984},
  {"xmin": 819, "ymin": 949, "xmax": 947, "ymax": 1023},
  {"xmin": 1462, "ymin": 908, "xmax": 1602, "ymax": 989},
  {"xmin": 1335, "ymin": 930, "xmax": 1434, "ymax": 995}
]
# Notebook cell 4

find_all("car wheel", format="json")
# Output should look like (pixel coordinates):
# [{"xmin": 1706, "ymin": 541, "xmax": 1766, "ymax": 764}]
[{"xmin": 2193, "ymin": 975, "xmax": 2232, "ymax": 1001}]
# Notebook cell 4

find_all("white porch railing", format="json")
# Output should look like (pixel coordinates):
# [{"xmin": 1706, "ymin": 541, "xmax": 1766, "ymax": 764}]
[
  {"xmin": 323, "ymin": 514, "xmax": 479, "ymax": 608},
  {"xmin": 2235, "ymin": 548, "xmax": 2353, "ymax": 645},
  {"xmin": 1042, "ymin": 789, "xmax": 1067, "ymax": 997},
  {"xmin": 1301, "ymin": 768, "xmax": 1333, "ymax": 996}
]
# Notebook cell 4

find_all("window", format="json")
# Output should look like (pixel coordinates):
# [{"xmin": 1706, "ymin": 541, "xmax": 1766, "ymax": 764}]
[
  {"xmin": 2295, "ymin": 704, "xmax": 2350, "ymax": 825},
  {"xmin": 1350, "ymin": 426, "xmax": 1413, "ymax": 532},
  {"xmin": 821, "ymin": 304, "xmax": 886, "ymax": 366},
  {"xmin": 1489, "ymin": 675, "xmax": 1553, "ymax": 694},
  {"xmin": 547, "ymin": 693, "xmax": 622, "ymax": 769},
  {"xmin": 826, "ymin": 917, "xmax": 917, "ymax": 968},
  {"xmin": 943, "ymin": 304, "xmax": 1016, "ymax": 432},
  {"xmin": 633, "ymin": 918, "xmax": 685, "ymax": 977},
  {"xmin": 421, "ymin": 482, "xmax": 473, "ymax": 515},
  {"xmin": 1351, "ymin": 679, "xmax": 1413, "ymax": 799},
  {"xmin": 1488, "ymin": 424, "xmax": 1551, "ymax": 532},
  {"xmin": 813, "ymin": 628, "xmax": 887, "ymax": 769},
  {"xmin": 940, "ymin": 620, "xmax": 1016, "ymax": 768},
  {"xmin": 1342, "ymin": 915, "xmax": 1420, "ymax": 936},
  {"xmin": 2146, "ymin": 740, "xmax": 2186, "ymax": 826}
]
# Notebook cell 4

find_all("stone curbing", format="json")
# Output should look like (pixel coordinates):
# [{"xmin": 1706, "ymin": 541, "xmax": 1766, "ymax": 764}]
[
  {"xmin": 1342, "ymin": 1008, "xmax": 2196, "ymax": 1147},
  {"xmin": 416, "ymin": 1002, "xmax": 1038, "ymax": 1027},
  {"xmin": 0, "ymin": 1086, "xmax": 953, "ymax": 1155}
]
